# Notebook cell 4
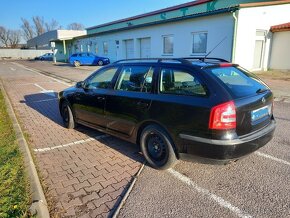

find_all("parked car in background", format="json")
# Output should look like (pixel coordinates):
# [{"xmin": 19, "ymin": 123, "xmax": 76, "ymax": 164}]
[
  {"xmin": 69, "ymin": 52, "xmax": 110, "ymax": 67},
  {"xmin": 58, "ymin": 57, "xmax": 276, "ymax": 170},
  {"xmin": 35, "ymin": 53, "xmax": 53, "ymax": 61}
]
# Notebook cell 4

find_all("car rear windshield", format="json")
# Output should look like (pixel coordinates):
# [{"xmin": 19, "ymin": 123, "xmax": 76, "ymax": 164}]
[{"xmin": 207, "ymin": 66, "xmax": 269, "ymax": 98}]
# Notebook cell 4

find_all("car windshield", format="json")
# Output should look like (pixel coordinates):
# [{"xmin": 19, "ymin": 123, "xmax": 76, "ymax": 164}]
[{"xmin": 206, "ymin": 66, "xmax": 269, "ymax": 98}]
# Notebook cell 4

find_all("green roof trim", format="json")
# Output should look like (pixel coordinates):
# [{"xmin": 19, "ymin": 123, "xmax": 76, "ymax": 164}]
[{"xmin": 86, "ymin": 0, "xmax": 276, "ymax": 35}]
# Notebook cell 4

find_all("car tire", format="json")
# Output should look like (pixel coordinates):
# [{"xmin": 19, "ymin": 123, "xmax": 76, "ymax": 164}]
[
  {"xmin": 140, "ymin": 124, "xmax": 177, "ymax": 170},
  {"xmin": 61, "ymin": 101, "xmax": 76, "ymax": 129},
  {"xmin": 98, "ymin": 60, "xmax": 103, "ymax": 66},
  {"xmin": 73, "ymin": 61, "xmax": 81, "ymax": 67}
]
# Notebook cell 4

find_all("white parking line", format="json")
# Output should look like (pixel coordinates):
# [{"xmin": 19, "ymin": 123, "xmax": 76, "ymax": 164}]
[
  {"xmin": 255, "ymin": 151, "xmax": 290, "ymax": 166},
  {"xmin": 168, "ymin": 169, "xmax": 252, "ymax": 218},
  {"xmin": 34, "ymin": 83, "xmax": 56, "ymax": 97},
  {"xmin": 34, "ymin": 134, "xmax": 110, "ymax": 152}
]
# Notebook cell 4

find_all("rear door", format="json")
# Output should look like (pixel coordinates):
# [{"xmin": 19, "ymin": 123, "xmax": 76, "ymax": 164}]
[{"xmin": 207, "ymin": 66, "xmax": 273, "ymax": 136}]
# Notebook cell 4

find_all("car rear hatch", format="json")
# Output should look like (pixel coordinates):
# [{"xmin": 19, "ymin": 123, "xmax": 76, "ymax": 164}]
[{"xmin": 206, "ymin": 65, "xmax": 274, "ymax": 136}]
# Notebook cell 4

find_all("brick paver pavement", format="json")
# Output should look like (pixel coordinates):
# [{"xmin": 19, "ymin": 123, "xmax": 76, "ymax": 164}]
[{"xmin": 0, "ymin": 61, "xmax": 143, "ymax": 217}]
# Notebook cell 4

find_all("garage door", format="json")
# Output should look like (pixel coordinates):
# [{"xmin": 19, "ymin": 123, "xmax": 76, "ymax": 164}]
[
  {"xmin": 125, "ymin": 39, "xmax": 134, "ymax": 59},
  {"xmin": 140, "ymin": 38, "xmax": 151, "ymax": 58}
]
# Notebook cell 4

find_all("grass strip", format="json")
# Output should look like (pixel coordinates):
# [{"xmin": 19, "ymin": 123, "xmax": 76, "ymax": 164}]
[{"xmin": 0, "ymin": 89, "xmax": 30, "ymax": 217}]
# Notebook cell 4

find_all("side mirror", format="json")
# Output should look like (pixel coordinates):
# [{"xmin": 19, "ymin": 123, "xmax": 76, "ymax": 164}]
[{"xmin": 76, "ymin": 81, "xmax": 85, "ymax": 88}]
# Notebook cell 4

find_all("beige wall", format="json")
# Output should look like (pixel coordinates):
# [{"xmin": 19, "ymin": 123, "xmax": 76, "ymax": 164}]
[
  {"xmin": 270, "ymin": 31, "xmax": 290, "ymax": 70},
  {"xmin": 235, "ymin": 4, "xmax": 290, "ymax": 71},
  {"xmin": 0, "ymin": 49, "xmax": 51, "ymax": 59}
]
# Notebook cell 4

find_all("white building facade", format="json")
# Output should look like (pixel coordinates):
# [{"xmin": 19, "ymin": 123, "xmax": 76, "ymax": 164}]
[{"xmin": 67, "ymin": 0, "xmax": 290, "ymax": 71}]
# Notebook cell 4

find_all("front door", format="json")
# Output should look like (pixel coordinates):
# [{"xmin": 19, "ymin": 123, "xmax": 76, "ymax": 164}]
[{"xmin": 73, "ymin": 67, "xmax": 119, "ymax": 128}]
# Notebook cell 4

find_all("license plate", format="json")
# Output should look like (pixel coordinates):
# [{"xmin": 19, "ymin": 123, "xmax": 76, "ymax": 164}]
[{"xmin": 251, "ymin": 105, "xmax": 271, "ymax": 122}]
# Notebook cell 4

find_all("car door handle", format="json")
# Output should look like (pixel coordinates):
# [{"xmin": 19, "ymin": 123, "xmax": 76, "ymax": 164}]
[
  {"xmin": 136, "ymin": 101, "xmax": 149, "ymax": 108},
  {"xmin": 97, "ymin": 96, "xmax": 105, "ymax": 101}
]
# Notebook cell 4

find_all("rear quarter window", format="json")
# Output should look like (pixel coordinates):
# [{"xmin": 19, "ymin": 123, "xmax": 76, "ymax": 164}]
[{"xmin": 207, "ymin": 66, "xmax": 269, "ymax": 98}]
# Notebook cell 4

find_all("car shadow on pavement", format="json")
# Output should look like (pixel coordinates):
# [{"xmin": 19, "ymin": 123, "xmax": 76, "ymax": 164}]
[{"xmin": 21, "ymin": 92, "xmax": 144, "ymax": 164}]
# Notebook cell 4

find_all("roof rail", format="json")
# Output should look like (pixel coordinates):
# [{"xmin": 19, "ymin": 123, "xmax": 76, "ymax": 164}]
[
  {"xmin": 112, "ymin": 58, "xmax": 192, "ymax": 65},
  {"xmin": 182, "ymin": 57, "xmax": 229, "ymax": 62},
  {"xmin": 112, "ymin": 57, "xmax": 229, "ymax": 65}
]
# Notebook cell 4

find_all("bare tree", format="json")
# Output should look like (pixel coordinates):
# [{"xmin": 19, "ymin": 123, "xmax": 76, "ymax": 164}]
[
  {"xmin": 21, "ymin": 18, "xmax": 35, "ymax": 41},
  {"xmin": 45, "ymin": 19, "xmax": 59, "ymax": 31},
  {"xmin": 8, "ymin": 30, "xmax": 21, "ymax": 48},
  {"xmin": 33, "ymin": 16, "xmax": 45, "ymax": 36},
  {"xmin": 67, "ymin": 23, "xmax": 85, "ymax": 30},
  {"xmin": 0, "ymin": 26, "xmax": 10, "ymax": 47}
]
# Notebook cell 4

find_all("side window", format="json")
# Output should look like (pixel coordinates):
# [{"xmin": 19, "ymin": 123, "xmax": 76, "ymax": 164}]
[
  {"xmin": 163, "ymin": 35, "xmax": 174, "ymax": 55},
  {"xmin": 72, "ymin": 54, "xmax": 77, "ymax": 57},
  {"xmin": 116, "ymin": 66, "xmax": 154, "ymax": 93},
  {"xmin": 86, "ymin": 67, "xmax": 118, "ymax": 89},
  {"xmin": 160, "ymin": 68, "xmax": 206, "ymax": 96},
  {"xmin": 103, "ymin": 42, "xmax": 108, "ymax": 55},
  {"xmin": 192, "ymin": 32, "xmax": 208, "ymax": 54}
]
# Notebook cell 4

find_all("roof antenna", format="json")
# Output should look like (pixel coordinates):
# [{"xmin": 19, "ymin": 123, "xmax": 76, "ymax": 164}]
[{"xmin": 203, "ymin": 36, "xmax": 227, "ymax": 61}]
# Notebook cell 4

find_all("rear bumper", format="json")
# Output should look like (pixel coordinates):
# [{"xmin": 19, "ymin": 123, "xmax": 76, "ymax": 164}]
[{"xmin": 179, "ymin": 120, "xmax": 276, "ymax": 163}]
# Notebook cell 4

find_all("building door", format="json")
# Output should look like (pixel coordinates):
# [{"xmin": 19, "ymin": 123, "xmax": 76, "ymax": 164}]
[
  {"xmin": 253, "ymin": 30, "xmax": 266, "ymax": 70},
  {"xmin": 140, "ymin": 38, "xmax": 151, "ymax": 58},
  {"xmin": 125, "ymin": 39, "xmax": 134, "ymax": 59}
]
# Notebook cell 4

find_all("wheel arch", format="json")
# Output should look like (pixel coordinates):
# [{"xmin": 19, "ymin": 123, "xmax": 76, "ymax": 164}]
[
  {"xmin": 135, "ymin": 120, "xmax": 180, "ymax": 159},
  {"xmin": 59, "ymin": 98, "xmax": 74, "ymax": 117}
]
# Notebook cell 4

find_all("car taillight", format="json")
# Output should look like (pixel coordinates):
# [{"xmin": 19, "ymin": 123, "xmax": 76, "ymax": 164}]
[{"xmin": 209, "ymin": 101, "xmax": 236, "ymax": 130}]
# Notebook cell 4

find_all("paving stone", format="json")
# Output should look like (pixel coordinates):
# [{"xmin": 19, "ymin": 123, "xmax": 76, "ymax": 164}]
[
  {"xmin": 98, "ymin": 185, "xmax": 115, "ymax": 198},
  {"xmin": 73, "ymin": 181, "xmax": 90, "ymax": 191},
  {"xmin": 93, "ymin": 194, "xmax": 112, "ymax": 208},
  {"xmin": 82, "ymin": 191, "xmax": 100, "ymax": 204},
  {"xmin": 85, "ymin": 182, "xmax": 103, "ymax": 193},
  {"xmin": 91, "ymin": 204, "xmax": 110, "ymax": 218},
  {"xmin": 70, "ymin": 188, "xmax": 87, "ymax": 198}
]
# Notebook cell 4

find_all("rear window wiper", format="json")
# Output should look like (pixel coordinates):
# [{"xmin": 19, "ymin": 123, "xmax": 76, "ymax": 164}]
[{"xmin": 256, "ymin": 88, "xmax": 268, "ymax": 94}]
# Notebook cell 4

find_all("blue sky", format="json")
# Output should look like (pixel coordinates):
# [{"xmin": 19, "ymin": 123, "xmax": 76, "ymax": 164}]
[{"xmin": 1, "ymin": 0, "xmax": 192, "ymax": 30}]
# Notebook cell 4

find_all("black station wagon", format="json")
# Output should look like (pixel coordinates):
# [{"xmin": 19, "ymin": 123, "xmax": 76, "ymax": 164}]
[{"xmin": 58, "ymin": 58, "xmax": 276, "ymax": 169}]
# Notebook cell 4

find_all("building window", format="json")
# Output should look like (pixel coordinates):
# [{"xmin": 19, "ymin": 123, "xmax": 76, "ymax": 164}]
[
  {"xmin": 192, "ymin": 32, "xmax": 207, "ymax": 54},
  {"xmin": 163, "ymin": 35, "xmax": 174, "ymax": 55},
  {"xmin": 103, "ymin": 42, "xmax": 108, "ymax": 55}
]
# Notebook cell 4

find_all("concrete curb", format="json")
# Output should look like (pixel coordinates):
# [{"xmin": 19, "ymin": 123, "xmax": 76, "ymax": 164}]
[
  {"xmin": 0, "ymin": 81, "xmax": 50, "ymax": 218},
  {"xmin": 112, "ymin": 163, "xmax": 146, "ymax": 218}
]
